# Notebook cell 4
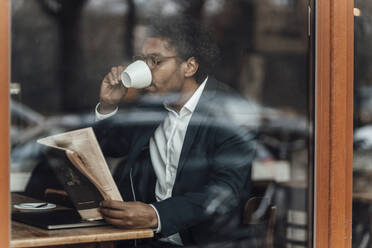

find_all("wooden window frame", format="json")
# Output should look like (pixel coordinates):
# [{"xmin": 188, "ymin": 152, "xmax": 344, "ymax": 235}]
[
  {"xmin": 0, "ymin": 0, "xmax": 354, "ymax": 247},
  {"xmin": 0, "ymin": 0, "xmax": 10, "ymax": 247},
  {"xmin": 315, "ymin": 0, "xmax": 354, "ymax": 247}
]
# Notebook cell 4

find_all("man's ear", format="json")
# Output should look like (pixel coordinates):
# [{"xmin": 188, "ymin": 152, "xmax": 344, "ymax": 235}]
[{"xmin": 184, "ymin": 57, "xmax": 199, "ymax": 78}]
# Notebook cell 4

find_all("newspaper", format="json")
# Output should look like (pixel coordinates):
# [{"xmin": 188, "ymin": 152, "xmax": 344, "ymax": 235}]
[{"xmin": 37, "ymin": 127, "xmax": 123, "ymax": 220}]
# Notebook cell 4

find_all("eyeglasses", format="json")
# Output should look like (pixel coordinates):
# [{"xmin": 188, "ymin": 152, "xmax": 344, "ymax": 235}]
[{"xmin": 132, "ymin": 54, "xmax": 179, "ymax": 69}]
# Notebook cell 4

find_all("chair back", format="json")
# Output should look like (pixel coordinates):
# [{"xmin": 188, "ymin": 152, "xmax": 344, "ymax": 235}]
[
  {"xmin": 273, "ymin": 182, "xmax": 308, "ymax": 247},
  {"xmin": 243, "ymin": 197, "xmax": 276, "ymax": 248}
]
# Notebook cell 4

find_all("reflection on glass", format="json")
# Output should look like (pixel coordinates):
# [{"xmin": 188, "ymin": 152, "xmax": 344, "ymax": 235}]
[
  {"xmin": 353, "ymin": 1, "xmax": 372, "ymax": 247},
  {"xmin": 11, "ymin": 0, "xmax": 313, "ymax": 247}
]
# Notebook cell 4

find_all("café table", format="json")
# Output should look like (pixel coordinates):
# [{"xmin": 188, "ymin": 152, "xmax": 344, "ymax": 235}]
[{"xmin": 11, "ymin": 193, "xmax": 154, "ymax": 248}]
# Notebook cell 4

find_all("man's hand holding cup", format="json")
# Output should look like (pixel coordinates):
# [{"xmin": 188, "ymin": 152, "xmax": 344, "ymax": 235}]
[{"xmin": 99, "ymin": 60, "xmax": 152, "ymax": 114}]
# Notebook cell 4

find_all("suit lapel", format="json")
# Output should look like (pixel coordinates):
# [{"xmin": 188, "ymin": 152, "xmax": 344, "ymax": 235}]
[{"xmin": 176, "ymin": 77, "xmax": 218, "ymax": 179}]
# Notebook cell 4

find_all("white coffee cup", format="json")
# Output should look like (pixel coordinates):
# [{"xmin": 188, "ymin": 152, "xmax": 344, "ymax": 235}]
[{"xmin": 120, "ymin": 60, "xmax": 152, "ymax": 88}]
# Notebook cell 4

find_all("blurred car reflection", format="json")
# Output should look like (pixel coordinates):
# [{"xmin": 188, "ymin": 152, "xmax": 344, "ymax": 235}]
[{"xmin": 11, "ymin": 92, "xmax": 309, "ymax": 193}]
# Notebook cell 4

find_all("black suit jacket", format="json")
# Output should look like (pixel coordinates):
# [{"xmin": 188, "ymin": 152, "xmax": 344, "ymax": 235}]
[{"xmin": 93, "ymin": 77, "xmax": 257, "ymax": 245}]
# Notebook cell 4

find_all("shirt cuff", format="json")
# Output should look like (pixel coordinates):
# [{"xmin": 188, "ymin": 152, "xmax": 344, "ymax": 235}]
[
  {"xmin": 95, "ymin": 103, "xmax": 118, "ymax": 121},
  {"xmin": 149, "ymin": 204, "xmax": 161, "ymax": 233}
]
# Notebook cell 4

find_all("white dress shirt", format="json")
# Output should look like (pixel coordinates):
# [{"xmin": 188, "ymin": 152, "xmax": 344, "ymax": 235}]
[{"xmin": 95, "ymin": 78, "xmax": 207, "ymax": 246}]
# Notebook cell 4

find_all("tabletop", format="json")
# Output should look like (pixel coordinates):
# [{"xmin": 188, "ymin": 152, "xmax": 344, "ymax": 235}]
[{"xmin": 11, "ymin": 193, "xmax": 154, "ymax": 248}]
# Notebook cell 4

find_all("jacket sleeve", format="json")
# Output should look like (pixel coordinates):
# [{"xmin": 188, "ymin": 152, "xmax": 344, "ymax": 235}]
[{"xmin": 151, "ymin": 125, "xmax": 256, "ymax": 237}]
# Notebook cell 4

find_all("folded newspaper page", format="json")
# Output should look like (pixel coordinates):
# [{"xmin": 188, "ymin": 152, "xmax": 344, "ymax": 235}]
[{"xmin": 37, "ymin": 127, "xmax": 123, "ymax": 220}]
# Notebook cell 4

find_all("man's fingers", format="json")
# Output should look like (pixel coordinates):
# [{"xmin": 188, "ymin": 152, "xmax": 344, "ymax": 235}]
[
  {"xmin": 100, "ymin": 207, "xmax": 124, "ymax": 219},
  {"xmin": 100, "ymin": 200, "xmax": 126, "ymax": 210},
  {"xmin": 102, "ymin": 66, "xmax": 127, "ymax": 87},
  {"xmin": 111, "ymin": 66, "xmax": 118, "ymax": 75},
  {"xmin": 115, "ymin": 66, "xmax": 124, "ymax": 81},
  {"xmin": 107, "ymin": 72, "xmax": 118, "ymax": 86}
]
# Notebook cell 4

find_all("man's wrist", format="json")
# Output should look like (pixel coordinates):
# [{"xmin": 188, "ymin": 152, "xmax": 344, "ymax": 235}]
[{"xmin": 98, "ymin": 101, "xmax": 118, "ymax": 114}]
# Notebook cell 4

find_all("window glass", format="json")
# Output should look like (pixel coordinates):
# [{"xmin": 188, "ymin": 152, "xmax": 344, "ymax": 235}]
[
  {"xmin": 10, "ymin": 0, "xmax": 314, "ymax": 247},
  {"xmin": 353, "ymin": 1, "xmax": 372, "ymax": 247}
]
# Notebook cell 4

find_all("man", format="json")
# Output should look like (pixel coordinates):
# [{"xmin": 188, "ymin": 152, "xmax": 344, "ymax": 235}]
[{"xmin": 93, "ymin": 16, "xmax": 257, "ymax": 247}]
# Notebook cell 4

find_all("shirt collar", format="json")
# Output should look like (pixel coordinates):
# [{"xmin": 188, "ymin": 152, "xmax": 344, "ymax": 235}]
[
  {"xmin": 164, "ymin": 77, "xmax": 208, "ymax": 115},
  {"xmin": 183, "ymin": 77, "xmax": 208, "ymax": 113}
]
